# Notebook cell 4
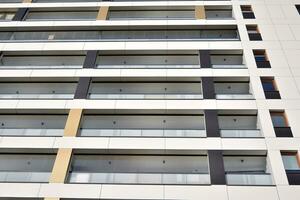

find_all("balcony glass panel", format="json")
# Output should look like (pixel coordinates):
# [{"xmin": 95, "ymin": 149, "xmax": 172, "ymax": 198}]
[
  {"xmin": 0, "ymin": 83, "xmax": 76, "ymax": 99},
  {"xmin": 224, "ymin": 156, "xmax": 273, "ymax": 185},
  {"xmin": 0, "ymin": 115, "xmax": 66, "ymax": 136},
  {"xmin": 96, "ymin": 54, "xmax": 199, "ymax": 69},
  {"xmin": 0, "ymin": 154, "xmax": 55, "ymax": 183},
  {"xmin": 206, "ymin": 10, "xmax": 233, "ymax": 19},
  {"xmin": 211, "ymin": 55, "xmax": 245, "ymax": 69},
  {"xmin": 26, "ymin": 11, "xmax": 97, "ymax": 21},
  {"xmin": 215, "ymin": 82, "xmax": 253, "ymax": 99},
  {"xmin": 68, "ymin": 155, "xmax": 209, "ymax": 184},
  {"xmin": 88, "ymin": 83, "xmax": 202, "ymax": 100},
  {"xmin": 80, "ymin": 115, "xmax": 205, "ymax": 137},
  {"xmin": 0, "ymin": 12, "xmax": 15, "ymax": 21},
  {"xmin": 0, "ymin": 55, "xmax": 84, "ymax": 69},
  {"xmin": 108, "ymin": 10, "xmax": 194, "ymax": 20},
  {"xmin": 0, "ymin": 29, "xmax": 239, "ymax": 42},
  {"xmin": 219, "ymin": 115, "xmax": 261, "ymax": 137},
  {"xmin": 226, "ymin": 173, "xmax": 273, "ymax": 185},
  {"xmin": 220, "ymin": 129, "xmax": 261, "ymax": 138}
]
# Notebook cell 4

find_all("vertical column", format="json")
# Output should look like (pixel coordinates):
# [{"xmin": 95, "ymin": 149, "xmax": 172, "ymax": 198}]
[
  {"xmin": 199, "ymin": 50, "xmax": 211, "ymax": 68},
  {"xmin": 204, "ymin": 110, "xmax": 220, "ymax": 137},
  {"xmin": 195, "ymin": 6, "xmax": 206, "ymax": 19},
  {"xmin": 23, "ymin": 0, "xmax": 32, "ymax": 2},
  {"xmin": 74, "ymin": 77, "xmax": 92, "ymax": 99},
  {"xmin": 208, "ymin": 150, "xmax": 226, "ymax": 185},
  {"xmin": 48, "ymin": 109, "xmax": 83, "ymax": 185},
  {"xmin": 12, "ymin": 8, "xmax": 28, "ymax": 21},
  {"xmin": 97, "ymin": 6, "xmax": 109, "ymax": 20},
  {"xmin": 64, "ymin": 109, "xmax": 83, "ymax": 137},
  {"xmin": 83, "ymin": 50, "xmax": 98, "ymax": 69},
  {"xmin": 202, "ymin": 77, "xmax": 215, "ymax": 99}
]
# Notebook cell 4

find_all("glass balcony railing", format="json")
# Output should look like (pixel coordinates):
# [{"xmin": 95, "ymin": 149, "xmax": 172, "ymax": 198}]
[
  {"xmin": 220, "ymin": 129, "xmax": 262, "ymax": 138},
  {"xmin": 226, "ymin": 173, "xmax": 274, "ymax": 185},
  {"xmin": 80, "ymin": 129, "xmax": 206, "ymax": 137},
  {"xmin": 212, "ymin": 64, "xmax": 247, "ymax": 69},
  {"xmin": 88, "ymin": 93, "xmax": 203, "ymax": 100},
  {"xmin": 0, "ymin": 65, "xmax": 83, "ymax": 69},
  {"xmin": 96, "ymin": 64, "xmax": 200, "ymax": 69},
  {"xmin": 108, "ymin": 10, "xmax": 195, "ymax": 20},
  {"xmin": 0, "ymin": 128, "xmax": 64, "ymax": 136},
  {"xmin": 0, "ymin": 30, "xmax": 240, "ymax": 42},
  {"xmin": 68, "ymin": 172, "xmax": 210, "ymax": 185},
  {"xmin": 0, "ymin": 94, "xmax": 74, "ymax": 99},
  {"xmin": 216, "ymin": 94, "xmax": 254, "ymax": 100},
  {"xmin": 0, "ymin": 172, "xmax": 51, "ymax": 183}
]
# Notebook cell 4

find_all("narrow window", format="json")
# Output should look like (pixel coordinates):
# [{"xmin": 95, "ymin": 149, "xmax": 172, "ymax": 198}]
[
  {"xmin": 270, "ymin": 111, "xmax": 293, "ymax": 137},
  {"xmin": 241, "ymin": 5, "xmax": 255, "ymax": 19}
]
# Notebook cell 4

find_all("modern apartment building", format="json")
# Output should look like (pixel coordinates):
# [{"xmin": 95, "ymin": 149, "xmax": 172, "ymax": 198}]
[{"xmin": 0, "ymin": 0, "xmax": 299, "ymax": 200}]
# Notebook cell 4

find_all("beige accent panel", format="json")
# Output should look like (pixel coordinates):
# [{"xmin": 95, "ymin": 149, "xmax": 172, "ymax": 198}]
[
  {"xmin": 23, "ymin": 0, "xmax": 32, "ymax": 2},
  {"xmin": 49, "ymin": 148, "xmax": 72, "ymax": 183},
  {"xmin": 195, "ymin": 6, "xmax": 206, "ymax": 19},
  {"xmin": 64, "ymin": 109, "xmax": 82, "ymax": 137},
  {"xmin": 97, "ymin": 6, "xmax": 109, "ymax": 20}
]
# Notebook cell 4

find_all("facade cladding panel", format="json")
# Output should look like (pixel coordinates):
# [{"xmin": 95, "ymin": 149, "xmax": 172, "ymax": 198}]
[{"xmin": 0, "ymin": 0, "xmax": 299, "ymax": 200}]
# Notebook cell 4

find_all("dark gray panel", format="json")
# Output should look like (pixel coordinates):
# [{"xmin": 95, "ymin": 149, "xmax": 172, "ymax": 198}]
[
  {"xmin": 204, "ymin": 110, "xmax": 220, "ymax": 137},
  {"xmin": 202, "ymin": 77, "xmax": 215, "ymax": 99},
  {"xmin": 199, "ymin": 50, "xmax": 211, "ymax": 68},
  {"xmin": 83, "ymin": 50, "xmax": 98, "ymax": 69},
  {"xmin": 208, "ymin": 150, "xmax": 226, "ymax": 185},
  {"xmin": 74, "ymin": 77, "xmax": 91, "ymax": 99},
  {"xmin": 12, "ymin": 8, "xmax": 29, "ymax": 21}
]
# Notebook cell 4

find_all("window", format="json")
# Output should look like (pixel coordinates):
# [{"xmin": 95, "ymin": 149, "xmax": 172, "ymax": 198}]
[
  {"xmin": 282, "ymin": 152, "xmax": 300, "ymax": 170},
  {"xmin": 296, "ymin": 5, "xmax": 300, "ymax": 15},
  {"xmin": 271, "ymin": 112, "xmax": 287, "ymax": 127},
  {"xmin": 281, "ymin": 152, "xmax": 300, "ymax": 185},
  {"xmin": 261, "ymin": 77, "xmax": 281, "ymax": 99},
  {"xmin": 246, "ymin": 25, "xmax": 262, "ymax": 41},
  {"xmin": 254, "ymin": 50, "xmax": 271, "ymax": 68},
  {"xmin": 241, "ymin": 5, "xmax": 255, "ymax": 19},
  {"xmin": 270, "ymin": 111, "xmax": 293, "ymax": 137}
]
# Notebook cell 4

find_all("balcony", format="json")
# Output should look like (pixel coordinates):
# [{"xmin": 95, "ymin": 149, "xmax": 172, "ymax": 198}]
[
  {"xmin": 0, "ymin": 82, "xmax": 76, "ymax": 99},
  {"xmin": 0, "ymin": 26, "xmax": 240, "ymax": 42},
  {"xmin": 25, "ymin": 10, "xmax": 98, "ymax": 21},
  {"xmin": 0, "ymin": 53, "xmax": 85, "ymax": 69},
  {"xmin": 0, "ymin": 114, "xmax": 67, "ymax": 136},
  {"xmin": 88, "ymin": 82, "xmax": 203, "ymax": 100},
  {"xmin": 224, "ymin": 155, "xmax": 274, "ymax": 185},
  {"xmin": 0, "ymin": 154, "xmax": 55, "ymax": 183},
  {"xmin": 218, "ymin": 111, "xmax": 262, "ymax": 138},
  {"xmin": 108, "ymin": 7, "xmax": 195, "ymax": 20},
  {"xmin": 214, "ymin": 78, "xmax": 254, "ymax": 100},
  {"xmin": 211, "ymin": 52, "xmax": 246, "ymax": 69},
  {"xmin": 80, "ymin": 114, "xmax": 206, "ymax": 137},
  {"xmin": 68, "ymin": 155, "xmax": 210, "ymax": 185},
  {"xmin": 206, "ymin": 8, "xmax": 233, "ymax": 20},
  {"xmin": 96, "ymin": 51, "xmax": 200, "ymax": 69}
]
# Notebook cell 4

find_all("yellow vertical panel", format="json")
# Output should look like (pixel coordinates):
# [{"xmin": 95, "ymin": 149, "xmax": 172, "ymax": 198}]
[
  {"xmin": 64, "ymin": 109, "xmax": 82, "ymax": 137},
  {"xmin": 195, "ymin": 6, "xmax": 206, "ymax": 19},
  {"xmin": 23, "ymin": 0, "xmax": 32, "ymax": 2},
  {"xmin": 97, "ymin": 6, "xmax": 109, "ymax": 20},
  {"xmin": 49, "ymin": 148, "xmax": 73, "ymax": 183}
]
